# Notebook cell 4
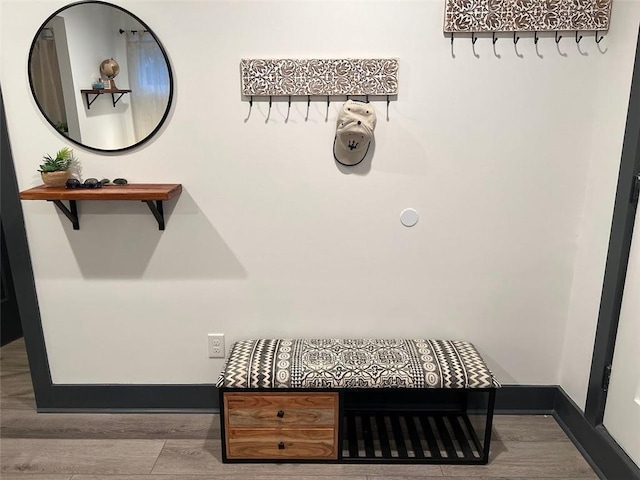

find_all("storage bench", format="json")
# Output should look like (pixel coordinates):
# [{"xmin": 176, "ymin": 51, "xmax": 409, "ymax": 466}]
[{"xmin": 217, "ymin": 339, "xmax": 499, "ymax": 464}]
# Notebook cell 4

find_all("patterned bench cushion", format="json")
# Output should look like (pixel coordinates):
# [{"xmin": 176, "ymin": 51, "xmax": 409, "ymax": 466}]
[{"xmin": 217, "ymin": 339, "xmax": 499, "ymax": 389}]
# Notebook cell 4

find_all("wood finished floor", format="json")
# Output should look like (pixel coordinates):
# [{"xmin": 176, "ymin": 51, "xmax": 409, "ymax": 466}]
[{"xmin": 1, "ymin": 338, "xmax": 599, "ymax": 480}]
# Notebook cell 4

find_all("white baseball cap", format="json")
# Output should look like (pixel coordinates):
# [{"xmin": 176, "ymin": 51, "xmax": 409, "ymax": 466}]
[{"xmin": 333, "ymin": 100, "xmax": 377, "ymax": 166}]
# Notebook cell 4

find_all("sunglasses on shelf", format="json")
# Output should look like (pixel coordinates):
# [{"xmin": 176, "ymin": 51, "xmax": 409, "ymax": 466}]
[{"xmin": 65, "ymin": 178, "xmax": 128, "ymax": 189}]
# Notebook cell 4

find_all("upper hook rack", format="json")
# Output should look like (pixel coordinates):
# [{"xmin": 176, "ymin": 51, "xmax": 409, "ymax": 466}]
[{"xmin": 445, "ymin": 28, "xmax": 610, "ymax": 49}]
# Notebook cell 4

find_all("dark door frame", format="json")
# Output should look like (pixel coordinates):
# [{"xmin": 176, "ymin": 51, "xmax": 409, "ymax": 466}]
[
  {"xmin": 1, "ymin": 88, "xmax": 53, "ymax": 404},
  {"xmin": 584, "ymin": 27, "xmax": 640, "ymax": 426}
]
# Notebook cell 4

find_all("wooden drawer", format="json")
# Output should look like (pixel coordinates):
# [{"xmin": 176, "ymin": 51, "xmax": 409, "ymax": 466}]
[
  {"xmin": 224, "ymin": 392, "xmax": 338, "ymax": 427},
  {"xmin": 223, "ymin": 392, "xmax": 339, "ymax": 460},
  {"xmin": 226, "ymin": 427, "xmax": 337, "ymax": 459}
]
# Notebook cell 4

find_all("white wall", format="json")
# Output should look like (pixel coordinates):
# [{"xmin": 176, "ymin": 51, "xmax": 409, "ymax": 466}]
[{"xmin": 1, "ymin": 0, "xmax": 639, "ymax": 403}]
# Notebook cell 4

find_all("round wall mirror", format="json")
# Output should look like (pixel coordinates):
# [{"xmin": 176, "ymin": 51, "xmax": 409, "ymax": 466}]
[{"xmin": 28, "ymin": 1, "xmax": 173, "ymax": 152}]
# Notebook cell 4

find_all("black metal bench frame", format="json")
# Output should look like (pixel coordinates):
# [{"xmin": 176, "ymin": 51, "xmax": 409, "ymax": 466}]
[{"xmin": 219, "ymin": 386, "xmax": 496, "ymax": 464}]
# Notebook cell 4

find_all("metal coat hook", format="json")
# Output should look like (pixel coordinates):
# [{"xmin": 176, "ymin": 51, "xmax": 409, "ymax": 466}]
[
  {"xmin": 576, "ymin": 31, "xmax": 583, "ymax": 43},
  {"xmin": 534, "ymin": 31, "xmax": 539, "ymax": 44},
  {"xmin": 245, "ymin": 96, "xmax": 253, "ymax": 121},
  {"xmin": 366, "ymin": 95, "xmax": 369, "ymax": 102},
  {"xmin": 265, "ymin": 96, "xmax": 272, "ymax": 123},
  {"xmin": 492, "ymin": 32, "xmax": 498, "ymax": 44},
  {"xmin": 596, "ymin": 31, "xmax": 604, "ymax": 44},
  {"xmin": 555, "ymin": 31, "xmax": 562, "ymax": 43},
  {"xmin": 285, "ymin": 96, "xmax": 291, "ymax": 122},
  {"xmin": 513, "ymin": 31, "xmax": 520, "ymax": 44},
  {"xmin": 472, "ymin": 32, "xmax": 478, "ymax": 45},
  {"xmin": 326, "ymin": 96, "xmax": 330, "ymax": 122},
  {"xmin": 386, "ymin": 95, "xmax": 390, "ymax": 120},
  {"xmin": 451, "ymin": 32, "xmax": 454, "ymax": 45},
  {"xmin": 305, "ymin": 95, "xmax": 310, "ymax": 121}
]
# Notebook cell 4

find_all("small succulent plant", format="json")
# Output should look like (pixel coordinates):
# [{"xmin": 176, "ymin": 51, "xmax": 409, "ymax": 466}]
[{"xmin": 39, "ymin": 147, "xmax": 75, "ymax": 172}]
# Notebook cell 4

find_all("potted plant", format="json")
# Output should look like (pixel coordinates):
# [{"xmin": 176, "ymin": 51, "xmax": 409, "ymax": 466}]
[{"xmin": 39, "ymin": 147, "xmax": 75, "ymax": 187}]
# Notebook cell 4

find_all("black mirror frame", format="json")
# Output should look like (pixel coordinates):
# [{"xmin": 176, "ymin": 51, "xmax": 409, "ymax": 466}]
[{"xmin": 27, "ymin": 0, "xmax": 174, "ymax": 153}]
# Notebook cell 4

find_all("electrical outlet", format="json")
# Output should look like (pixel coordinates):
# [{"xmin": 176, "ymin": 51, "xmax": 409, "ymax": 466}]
[{"xmin": 208, "ymin": 333, "xmax": 225, "ymax": 358}]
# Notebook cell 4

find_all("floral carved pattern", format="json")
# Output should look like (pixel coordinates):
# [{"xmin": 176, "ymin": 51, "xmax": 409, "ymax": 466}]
[
  {"xmin": 240, "ymin": 59, "xmax": 399, "ymax": 97},
  {"xmin": 444, "ymin": 0, "xmax": 612, "ymax": 33}
]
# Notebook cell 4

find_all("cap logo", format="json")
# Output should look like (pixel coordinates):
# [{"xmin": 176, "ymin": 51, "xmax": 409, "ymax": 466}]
[{"xmin": 348, "ymin": 140, "xmax": 359, "ymax": 150}]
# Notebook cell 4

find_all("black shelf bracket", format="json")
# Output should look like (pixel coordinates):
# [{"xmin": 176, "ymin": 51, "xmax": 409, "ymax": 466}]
[
  {"xmin": 49, "ymin": 200, "xmax": 79, "ymax": 230},
  {"xmin": 111, "ymin": 92, "xmax": 127, "ymax": 107},
  {"xmin": 85, "ymin": 93, "xmax": 100, "ymax": 110},
  {"xmin": 143, "ymin": 200, "xmax": 165, "ymax": 230}
]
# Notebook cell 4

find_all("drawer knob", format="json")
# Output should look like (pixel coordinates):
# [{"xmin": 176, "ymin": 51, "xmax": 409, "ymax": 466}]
[
  {"xmin": 278, "ymin": 441, "xmax": 285, "ymax": 450},
  {"xmin": 277, "ymin": 410, "xmax": 285, "ymax": 418}
]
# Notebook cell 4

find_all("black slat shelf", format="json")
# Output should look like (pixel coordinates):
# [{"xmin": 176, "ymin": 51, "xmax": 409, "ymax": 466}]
[{"xmin": 341, "ymin": 410, "xmax": 487, "ymax": 464}]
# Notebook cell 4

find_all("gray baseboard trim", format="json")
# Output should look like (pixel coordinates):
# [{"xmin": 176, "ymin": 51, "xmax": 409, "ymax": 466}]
[
  {"xmin": 553, "ymin": 386, "xmax": 640, "ymax": 480},
  {"xmin": 495, "ymin": 384, "xmax": 557, "ymax": 414},
  {"xmin": 36, "ymin": 384, "xmax": 218, "ymax": 412}
]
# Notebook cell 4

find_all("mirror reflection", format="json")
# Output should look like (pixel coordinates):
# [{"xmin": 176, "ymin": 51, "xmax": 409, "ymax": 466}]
[{"xmin": 29, "ymin": 1, "xmax": 173, "ymax": 152}]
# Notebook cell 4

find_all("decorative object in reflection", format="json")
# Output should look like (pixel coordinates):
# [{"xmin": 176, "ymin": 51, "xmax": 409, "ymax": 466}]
[
  {"xmin": 28, "ymin": 1, "xmax": 173, "ymax": 153},
  {"xmin": 240, "ymin": 59, "xmax": 399, "ymax": 97},
  {"xmin": 99, "ymin": 58, "xmax": 120, "ymax": 89},
  {"xmin": 444, "ymin": 0, "xmax": 612, "ymax": 33}
]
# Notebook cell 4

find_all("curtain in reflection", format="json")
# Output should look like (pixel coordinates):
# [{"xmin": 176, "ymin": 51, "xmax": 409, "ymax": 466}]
[
  {"xmin": 31, "ymin": 32, "xmax": 67, "ymax": 132},
  {"xmin": 126, "ymin": 32, "xmax": 170, "ymax": 142}
]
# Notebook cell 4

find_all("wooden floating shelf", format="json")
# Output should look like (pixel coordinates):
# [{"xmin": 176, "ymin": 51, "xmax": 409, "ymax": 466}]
[
  {"xmin": 19, "ymin": 183, "xmax": 182, "ymax": 230},
  {"xmin": 20, "ymin": 183, "xmax": 181, "ymax": 201}
]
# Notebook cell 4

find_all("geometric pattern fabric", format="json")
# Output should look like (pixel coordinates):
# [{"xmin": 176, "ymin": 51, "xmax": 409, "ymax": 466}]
[
  {"xmin": 444, "ymin": 0, "xmax": 612, "ymax": 33},
  {"xmin": 218, "ymin": 339, "xmax": 500, "ymax": 390}
]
